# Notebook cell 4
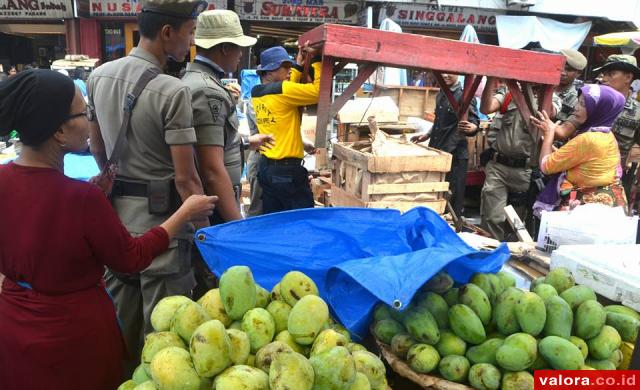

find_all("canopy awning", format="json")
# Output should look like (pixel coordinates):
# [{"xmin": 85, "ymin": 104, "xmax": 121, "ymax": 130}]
[{"xmin": 594, "ymin": 31, "xmax": 640, "ymax": 53}]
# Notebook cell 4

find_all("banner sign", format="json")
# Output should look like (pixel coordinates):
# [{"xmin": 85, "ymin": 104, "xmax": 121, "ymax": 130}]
[
  {"xmin": 0, "ymin": 0, "xmax": 73, "ymax": 18},
  {"xmin": 237, "ymin": 0, "xmax": 361, "ymax": 24},
  {"xmin": 380, "ymin": 4, "xmax": 501, "ymax": 32},
  {"xmin": 89, "ymin": 0, "xmax": 226, "ymax": 17}
]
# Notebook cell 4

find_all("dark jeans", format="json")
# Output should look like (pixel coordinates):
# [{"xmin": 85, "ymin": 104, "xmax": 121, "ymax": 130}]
[
  {"xmin": 447, "ymin": 157, "xmax": 468, "ymax": 217},
  {"xmin": 257, "ymin": 157, "xmax": 314, "ymax": 214}
]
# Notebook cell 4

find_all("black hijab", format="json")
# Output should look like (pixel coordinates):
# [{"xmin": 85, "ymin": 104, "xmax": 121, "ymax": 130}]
[{"xmin": 0, "ymin": 69, "xmax": 76, "ymax": 146}]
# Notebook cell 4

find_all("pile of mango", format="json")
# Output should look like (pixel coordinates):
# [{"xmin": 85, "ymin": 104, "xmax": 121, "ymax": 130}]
[
  {"xmin": 118, "ymin": 266, "xmax": 387, "ymax": 390},
  {"xmin": 372, "ymin": 267, "xmax": 640, "ymax": 390}
]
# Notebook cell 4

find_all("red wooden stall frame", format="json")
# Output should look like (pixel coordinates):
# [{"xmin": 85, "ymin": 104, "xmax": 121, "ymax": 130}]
[{"xmin": 298, "ymin": 24, "xmax": 565, "ymax": 148}]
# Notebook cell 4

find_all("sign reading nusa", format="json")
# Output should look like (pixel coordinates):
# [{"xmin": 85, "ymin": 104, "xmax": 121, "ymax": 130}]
[
  {"xmin": 0, "ymin": 0, "xmax": 73, "ymax": 18},
  {"xmin": 380, "ymin": 4, "xmax": 501, "ymax": 32},
  {"xmin": 89, "ymin": 0, "xmax": 227, "ymax": 17},
  {"xmin": 237, "ymin": 0, "xmax": 360, "ymax": 24}
]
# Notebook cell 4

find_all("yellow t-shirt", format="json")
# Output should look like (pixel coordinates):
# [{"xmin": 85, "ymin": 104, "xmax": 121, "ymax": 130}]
[{"xmin": 251, "ymin": 62, "xmax": 322, "ymax": 160}]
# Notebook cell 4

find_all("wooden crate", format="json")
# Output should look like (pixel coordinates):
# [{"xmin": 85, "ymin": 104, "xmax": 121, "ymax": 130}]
[
  {"xmin": 375, "ymin": 86, "xmax": 440, "ymax": 121},
  {"xmin": 331, "ymin": 141, "xmax": 452, "ymax": 214},
  {"xmin": 338, "ymin": 122, "xmax": 420, "ymax": 143}
]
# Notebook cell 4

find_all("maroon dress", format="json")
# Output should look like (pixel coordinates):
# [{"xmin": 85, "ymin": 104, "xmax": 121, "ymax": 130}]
[{"xmin": 0, "ymin": 163, "xmax": 169, "ymax": 389}]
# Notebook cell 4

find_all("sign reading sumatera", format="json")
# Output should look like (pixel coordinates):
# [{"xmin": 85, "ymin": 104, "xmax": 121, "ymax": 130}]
[
  {"xmin": 89, "ymin": 0, "xmax": 226, "ymax": 17},
  {"xmin": 237, "ymin": 0, "xmax": 360, "ymax": 24},
  {"xmin": 0, "ymin": 0, "xmax": 73, "ymax": 18},
  {"xmin": 380, "ymin": 4, "xmax": 501, "ymax": 32}
]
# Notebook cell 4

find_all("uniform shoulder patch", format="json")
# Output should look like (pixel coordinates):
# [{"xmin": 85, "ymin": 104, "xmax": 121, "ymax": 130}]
[{"xmin": 208, "ymin": 97, "xmax": 224, "ymax": 123}]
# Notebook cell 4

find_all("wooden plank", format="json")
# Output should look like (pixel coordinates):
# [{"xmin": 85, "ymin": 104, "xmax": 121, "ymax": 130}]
[
  {"xmin": 432, "ymin": 71, "xmax": 460, "ymax": 114},
  {"xmin": 367, "ymin": 182, "xmax": 450, "ymax": 195},
  {"xmin": 299, "ymin": 24, "xmax": 564, "ymax": 85},
  {"xmin": 505, "ymin": 80, "xmax": 533, "ymax": 134},
  {"xmin": 330, "ymin": 184, "xmax": 366, "ymax": 207},
  {"xmin": 333, "ymin": 60, "xmax": 348, "ymax": 75},
  {"xmin": 504, "ymin": 205, "xmax": 534, "ymax": 243},
  {"xmin": 331, "ymin": 185, "xmax": 447, "ymax": 214},
  {"xmin": 314, "ymin": 56, "xmax": 335, "ymax": 148},
  {"xmin": 508, "ymin": 259, "xmax": 544, "ymax": 280},
  {"xmin": 458, "ymin": 75, "xmax": 483, "ymax": 120},
  {"xmin": 329, "ymin": 63, "xmax": 377, "ymax": 118},
  {"xmin": 369, "ymin": 153, "xmax": 452, "ymax": 173},
  {"xmin": 332, "ymin": 143, "xmax": 370, "ymax": 171}
]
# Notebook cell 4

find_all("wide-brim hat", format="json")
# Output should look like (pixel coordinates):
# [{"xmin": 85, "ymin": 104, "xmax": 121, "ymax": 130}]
[
  {"xmin": 257, "ymin": 46, "xmax": 294, "ymax": 72},
  {"xmin": 195, "ymin": 10, "xmax": 257, "ymax": 49},
  {"xmin": 593, "ymin": 54, "xmax": 640, "ymax": 79}
]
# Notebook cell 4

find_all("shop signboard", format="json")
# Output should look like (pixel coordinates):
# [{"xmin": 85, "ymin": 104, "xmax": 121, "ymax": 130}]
[
  {"xmin": 379, "ymin": 3, "xmax": 501, "ymax": 32},
  {"xmin": 0, "ymin": 0, "xmax": 73, "ymax": 18},
  {"xmin": 89, "ymin": 0, "xmax": 226, "ymax": 17},
  {"xmin": 237, "ymin": 0, "xmax": 361, "ymax": 24}
]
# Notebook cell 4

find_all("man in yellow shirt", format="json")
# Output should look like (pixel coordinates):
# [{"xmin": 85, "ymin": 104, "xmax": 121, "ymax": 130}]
[{"xmin": 251, "ymin": 45, "xmax": 321, "ymax": 213}]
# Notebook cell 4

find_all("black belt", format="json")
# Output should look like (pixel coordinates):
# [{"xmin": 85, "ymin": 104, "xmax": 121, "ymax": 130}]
[
  {"xmin": 495, "ymin": 153, "xmax": 529, "ymax": 169},
  {"xmin": 111, "ymin": 180, "xmax": 148, "ymax": 197},
  {"xmin": 261, "ymin": 156, "xmax": 303, "ymax": 166}
]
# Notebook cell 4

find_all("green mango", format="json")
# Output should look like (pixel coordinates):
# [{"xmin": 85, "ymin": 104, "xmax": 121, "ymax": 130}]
[
  {"xmin": 444, "ymin": 288, "xmax": 460, "ymax": 307},
  {"xmin": 460, "ymin": 283, "xmax": 492, "ymax": 326},
  {"xmin": 436, "ymin": 330, "xmax": 467, "ymax": 357},
  {"xmin": 189, "ymin": 320, "xmax": 232, "ymax": 377},
  {"xmin": 407, "ymin": 344, "xmax": 440, "ymax": 374},
  {"xmin": 310, "ymin": 329, "xmax": 348, "ymax": 357},
  {"xmin": 416, "ymin": 292, "xmax": 450, "ymax": 329},
  {"xmin": 449, "ymin": 304, "xmax": 487, "ymax": 345},
  {"xmin": 227, "ymin": 329, "xmax": 251, "ymax": 365},
  {"xmin": 402, "ymin": 306, "xmax": 440, "ymax": 345},
  {"xmin": 150, "ymin": 347, "xmax": 201, "ymax": 390},
  {"xmin": 422, "ymin": 271, "xmax": 454, "ymax": 294},
  {"xmin": 494, "ymin": 288, "xmax": 524, "ymax": 335},
  {"xmin": 268, "ymin": 351, "xmax": 313, "ymax": 390},
  {"xmin": 438, "ymin": 355, "xmax": 470, "ymax": 383},
  {"xmin": 559, "ymin": 285, "xmax": 596, "ymax": 311},
  {"xmin": 133, "ymin": 381, "xmax": 157, "ymax": 390},
  {"xmin": 255, "ymin": 341, "xmax": 293, "ymax": 373},
  {"xmin": 531, "ymin": 284, "xmax": 557, "ymax": 302},
  {"xmin": 279, "ymin": 271, "xmax": 319, "ymax": 307},
  {"xmin": 604, "ymin": 305, "xmax": 640, "ymax": 321},
  {"xmin": 538, "ymin": 336, "xmax": 585, "ymax": 370},
  {"xmin": 347, "ymin": 342, "xmax": 368, "ymax": 354},
  {"xmin": 309, "ymin": 346, "xmax": 356, "ymax": 390},
  {"xmin": 372, "ymin": 304, "xmax": 393, "ymax": 322},
  {"xmin": 350, "ymin": 373, "xmax": 371, "ymax": 390},
  {"xmin": 587, "ymin": 325, "xmax": 622, "ymax": 360},
  {"xmin": 569, "ymin": 336, "xmax": 588, "ymax": 359},
  {"xmin": 352, "ymin": 350, "xmax": 387, "ymax": 390},
  {"xmin": 585, "ymin": 358, "xmax": 616, "ymax": 370},
  {"xmin": 150, "ymin": 295, "xmax": 193, "ymax": 332},
  {"xmin": 271, "ymin": 283, "xmax": 283, "ymax": 302},
  {"xmin": 501, "ymin": 371, "xmax": 534, "ymax": 390},
  {"xmin": 488, "ymin": 274, "xmax": 506, "ymax": 303},
  {"xmin": 545, "ymin": 267, "xmax": 575, "ymax": 294},
  {"xmin": 529, "ymin": 277, "xmax": 546, "ymax": 291},
  {"xmin": 372, "ymin": 319, "xmax": 405, "ymax": 344},
  {"xmin": 266, "ymin": 300, "xmax": 292, "ymax": 335},
  {"xmin": 214, "ymin": 365, "xmax": 269, "ymax": 390},
  {"xmin": 132, "ymin": 364, "xmax": 150, "ymax": 385},
  {"xmin": 117, "ymin": 380, "xmax": 137, "ymax": 390},
  {"xmin": 242, "ymin": 308, "xmax": 276, "ymax": 353},
  {"xmin": 219, "ymin": 266, "xmax": 257, "ymax": 320},
  {"xmin": 606, "ymin": 312, "xmax": 640, "ymax": 343},
  {"xmin": 273, "ymin": 330, "xmax": 306, "ymax": 355},
  {"xmin": 288, "ymin": 295, "xmax": 329, "ymax": 345},
  {"xmin": 575, "ymin": 300, "xmax": 606, "ymax": 340},
  {"xmin": 608, "ymin": 349, "xmax": 623, "ymax": 368},
  {"xmin": 468, "ymin": 363, "xmax": 501, "ymax": 390},
  {"xmin": 197, "ymin": 289, "xmax": 232, "ymax": 327},
  {"xmin": 140, "ymin": 331, "xmax": 187, "ymax": 376},
  {"xmin": 391, "ymin": 333, "xmax": 417, "ymax": 359},
  {"xmin": 170, "ymin": 301, "xmax": 211, "ymax": 343},
  {"xmin": 543, "ymin": 295, "xmax": 573, "ymax": 339},
  {"xmin": 471, "ymin": 273, "xmax": 498, "ymax": 305},
  {"xmin": 495, "ymin": 333, "xmax": 537, "ymax": 371},
  {"xmin": 497, "ymin": 271, "xmax": 516, "ymax": 289},
  {"xmin": 466, "ymin": 338, "xmax": 504, "ymax": 366},
  {"xmin": 531, "ymin": 347, "xmax": 550, "ymax": 371},
  {"xmin": 331, "ymin": 323, "xmax": 351, "ymax": 344},
  {"xmin": 514, "ymin": 292, "xmax": 546, "ymax": 336},
  {"xmin": 254, "ymin": 285, "xmax": 271, "ymax": 309}
]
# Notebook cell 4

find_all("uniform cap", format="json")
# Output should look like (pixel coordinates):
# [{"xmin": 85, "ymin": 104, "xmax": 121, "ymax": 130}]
[
  {"xmin": 593, "ymin": 54, "xmax": 640, "ymax": 79},
  {"xmin": 195, "ymin": 10, "xmax": 257, "ymax": 49},
  {"xmin": 560, "ymin": 49, "xmax": 587, "ymax": 71},
  {"xmin": 141, "ymin": 0, "xmax": 208, "ymax": 19}
]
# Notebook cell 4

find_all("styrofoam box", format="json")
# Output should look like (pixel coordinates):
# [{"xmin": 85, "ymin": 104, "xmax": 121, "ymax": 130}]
[{"xmin": 551, "ymin": 244, "xmax": 640, "ymax": 311}]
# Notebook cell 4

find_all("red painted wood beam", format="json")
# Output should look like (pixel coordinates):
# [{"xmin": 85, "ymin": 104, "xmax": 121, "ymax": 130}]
[
  {"xmin": 458, "ymin": 75, "xmax": 482, "ymax": 121},
  {"xmin": 299, "ymin": 24, "xmax": 565, "ymax": 85},
  {"xmin": 329, "ymin": 63, "xmax": 377, "ymax": 118},
  {"xmin": 314, "ymin": 56, "xmax": 336, "ymax": 147},
  {"xmin": 433, "ymin": 71, "xmax": 460, "ymax": 114},
  {"xmin": 505, "ymin": 80, "xmax": 533, "ymax": 133},
  {"xmin": 333, "ymin": 60, "xmax": 348, "ymax": 75}
]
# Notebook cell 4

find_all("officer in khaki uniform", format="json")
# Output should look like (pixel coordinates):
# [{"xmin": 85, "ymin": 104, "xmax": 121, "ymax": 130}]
[
  {"xmin": 87, "ymin": 0, "xmax": 208, "ymax": 375},
  {"xmin": 555, "ymin": 49, "xmax": 587, "ymax": 122},
  {"xmin": 480, "ymin": 77, "xmax": 561, "ymax": 240}
]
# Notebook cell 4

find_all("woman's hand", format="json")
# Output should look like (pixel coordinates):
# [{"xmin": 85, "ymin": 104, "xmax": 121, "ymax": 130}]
[
  {"xmin": 181, "ymin": 195, "xmax": 218, "ymax": 221},
  {"xmin": 530, "ymin": 110, "xmax": 558, "ymax": 141}
]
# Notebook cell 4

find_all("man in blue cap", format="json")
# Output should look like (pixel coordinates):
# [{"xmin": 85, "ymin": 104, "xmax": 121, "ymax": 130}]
[{"xmin": 251, "ymin": 44, "xmax": 321, "ymax": 213}]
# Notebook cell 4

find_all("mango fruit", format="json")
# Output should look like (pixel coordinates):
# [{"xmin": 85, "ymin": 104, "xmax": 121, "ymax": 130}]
[
  {"xmin": 559, "ymin": 285, "xmax": 596, "ymax": 311},
  {"xmin": 348, "ymin": 342, "xmax": 368, "ymax": 354},
  {"xmin": 531, "ymin": 348, "xmax": 550, "ymax": 371},
  {"xmin": 391, "ymin": 333, "xmax": 416, "ymax": 359},
  {"xmin": 117, "ymin": 380, "xmax": 137, "ymax": 390},
  {"xmin": 403, "ymin": 306, "xmax": 440, "ymax": 345},
  {"xmin": 495, "ymin": 333, "xmax": 537, "ymax": 371},
  {"xmin": 266, "ymin": 300, "xmax": 292, "ymax": 334},
  {"xmin": 350, "ymin": 372, "xmax": 372, "ymax": 390},
  {"xmin": 470, "ymin": 273, "xmax": 499, "ymax": 306},
  {"xmin": 538, "ymin": 336, "xmax": 585, "ymax": 370},
  {"xmin": 407, "ymin": 344, "xmax": 440, "ymax": 374},
  {"xmin": 311, "ymin": 329, "xmax": 348, "ymax": 356},
  {"xmin": 606, "ymin": 312, "xmax": 639, "ymax": 343},
  {"xmin": 604, "ymin": 305, "xmax": 640, "ymax": 321},
  {"xmin": 569, "ymin": 336, "xmax": 589, "ymax": 359},
  {"xmin": 416, "ymin": 292, "xmax": 450, "ymax": 329},
  {"xmin": 133, "ymin": 381, "xmax": 156, "ymax": 390},
  {"xmin": 608, "ymin": 349, "xmax": 623, "ymax": 368},
  {"xmin": 150, "ymin": 347, "xmax": 200, "ymax": 390},
  {"xmin": 241, "ymin": 308, "xmax": 276, "ymax": 353},
  {"xmin": 372, "ymin": 318, "xmax": 404, "ymax": 344},
  {"xmin": 269, "ymin": 351, "xmax": 314, "ymax": 390},
  {"xmin": 273, "ymin": 330, "xmax": 306, "ymax": 355},
  {"xmin": 585, "ymin": 358, "xmax": 616, "ymax": 370},
  {"xmin": 247, "ymin": 354, "xmax": 256, "ymax": 367},
  {"xmin": 271, "ymin": 283, "xmax": 283, "ymax": 302},
  {"xmin": 468, "ymin": 363, "xmax": 501, "ymax": 390},
  {"xmin": 449, "ymin": 304, "xmax": 486, "ymax": 345},
  {"xmin": 543, "ymin": 295, "xmax": 573, "ymax": 339},
  {"xmin": 423, "ymin": 271, "xmax": 454, "ymax": 294},
  {"xmin": 545, "ymin": 267, "xmax": 575, "ymax": 294},
  {"xmin": 255, "ymin": 285, "xmax": 270, "ymax": 308},
  {"xmin": 288, "ymin": 295, "xmax": 329, "ymax": 345},
  {"xmin": 309, "ymin": 346, "xmax": 356, "ymax": 390},
  {"xmin": 220, "ymin": 265, "xmax": 257, "ymax": 320},
  {"xmin": 444, "ymin": 288, "xmax": 460, "ymax": 307},
  {"xmin": 531, "ymin": 283, "xmax": 557, "ymax": 301},
  {"xmin": 529, "ymin": 277, "xmax": 546, "ymax": 291},
  {"xmin": 132, "ymin": 364, "xmax": 150, "ymax": 384},
  {"xmin": 438, "ymin": 355, "xmax": 470, "ymax": 383},
  {"xmin": 227, "ymin": 328, "xmax": 251, "ymax": 365},
  {"xmin": 331, "ymin": 323, "xmax": 352, "ymax": 344},
  {"xmin": 460, "ymin": 283, "xmax": 492, "ymax": 326},
  {"xmin": 497, "ymin": 271, "xmax": 516, "ymax": 289},
  {"xmin": 255, "ymin": 341, "xmax": 293, "ymax": 373},
  {"xmin": 494, "ymin": 287, "xmax": 524, "ymax": 335},
  {"xmin": 197, "ymin": 289, "xmax": 232, "ymax": 327},
  {"xmin": 587, "ymin": 325, "xmax": 622, "ymax": 360},
  {"xmin": 279, "ymin": 271, "xmax": 319, "ymax": 307},
  {"xmin": 214, "ymin": 365, "xmax": 269, "ymax": 390},
  {"xmin": 352, "ymin": 350, "xmax": 386, "ymax": 390},
  {"xmin": 436, "ymin": 330, "xmax": 467, "ymax": 357},
  {"xmin": 150, "ymin": 295, "xmax": 192, "ymax": 332},
  {"xmin": 514, "ymin": 292, "xmax": 546, "ymax": 336},
  {"xmin": 373, "ymin": 304, "xmax": 393, "ymax": 322},
  {"xmin": 189, "ymin": 320, "xmax": 232, "ymax": 377},
  {"xmin": 170, "ymin": 301, "xmax": 211, "ymax": 343},
  {"xmin": 141, "ymin": 331, "xmax": 187, "ymax": 375},
  {"xmin": 501, "ymin": 371, "xmax": 533, "ymax": 390},
  {"xmin": 466, "ymin": 338, "xmax": 504, "ymax": 366},
  {"xmin": 229, "ymin": 320, "xmax": 242, "ymax": 330},
  {"xmin": 575, "ymin": 300, "xmax": 606, "ymax": 340}
]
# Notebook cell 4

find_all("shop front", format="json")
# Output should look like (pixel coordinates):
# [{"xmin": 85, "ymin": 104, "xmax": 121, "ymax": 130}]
[{"xmin": 0, "ymin": 0, "xmax": 74, "ymax": 70}]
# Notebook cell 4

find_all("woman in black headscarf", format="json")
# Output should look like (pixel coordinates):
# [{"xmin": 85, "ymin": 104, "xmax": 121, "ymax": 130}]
[{"xmin": 0, "ymin": 70, "xmax": 216, "ymax": 389}]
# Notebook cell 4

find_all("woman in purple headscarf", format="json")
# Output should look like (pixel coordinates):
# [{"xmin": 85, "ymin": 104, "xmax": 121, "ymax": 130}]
[{"xmin": 530, "ymin": 84, "xmax": 628, "ymax": 212}]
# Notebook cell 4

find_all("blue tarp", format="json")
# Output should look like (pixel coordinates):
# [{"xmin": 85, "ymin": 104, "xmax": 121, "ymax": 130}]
[{"xmin": 195, "ymin": 207, "xmax": 510, "ymax": 340}]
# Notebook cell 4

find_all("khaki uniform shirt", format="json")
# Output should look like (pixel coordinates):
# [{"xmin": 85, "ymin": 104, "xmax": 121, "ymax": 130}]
[
  {"xmin": 88, "ymin": 47, "xmax": 196, "ymax": 257},
  {"xmin": 556, "ymin": 84, "xmax": 579, "ymax": 122},
  {"xmin": 612, "ymin": 95, "xmax": 640, "ymax": 165},
  {"xmin": 181, "ymin": 58, "xmax": 242, "ymax": 186}
]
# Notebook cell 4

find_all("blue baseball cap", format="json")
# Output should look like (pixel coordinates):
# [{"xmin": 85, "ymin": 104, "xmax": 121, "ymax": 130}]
[{"xmin": 257, "ymin": 46, "xmax": 294, "ymax": 72}]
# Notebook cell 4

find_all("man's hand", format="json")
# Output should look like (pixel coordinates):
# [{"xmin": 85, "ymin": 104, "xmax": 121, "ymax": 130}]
[
  {"xmin": 89, "ymin": 164, "xmax": 117, "ymax": 195},
  {"xmin": 458, "ymin": 120, "xmax": 478, "ymax": 135},
  {"xmin": 249, "ymin": 134, "xmax": 275, "ymax": 152},
  {"xmin": 411, "ymin": 133, "xmax": 430, "ymax": 143},
  {"xmin": 296, "ymin": 40, "xmax": 318, "ymax": 64},
  {"xmin": 303, "ymin": 140, "xmax": 317, "ymax": 155}
]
